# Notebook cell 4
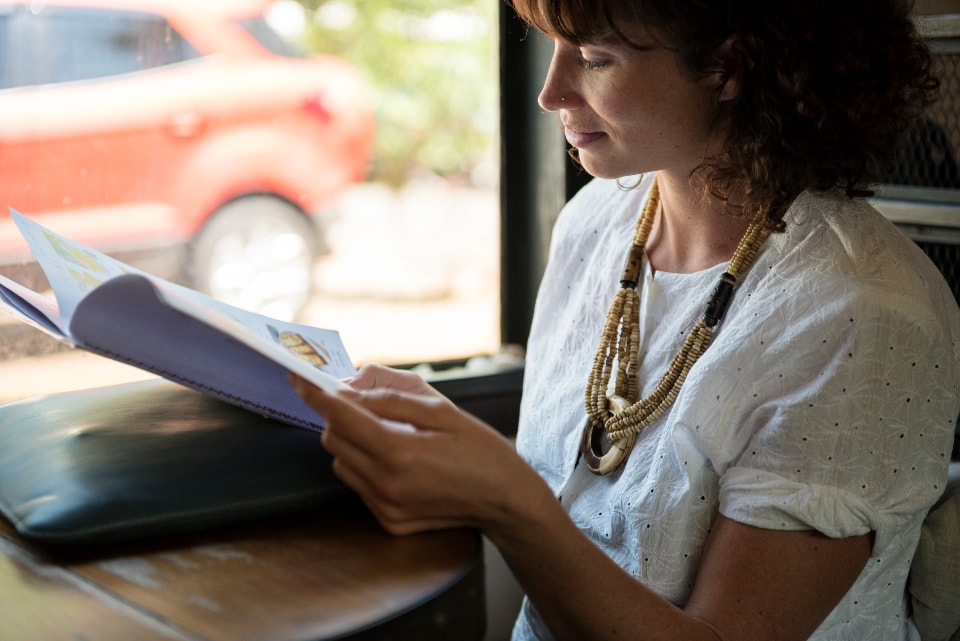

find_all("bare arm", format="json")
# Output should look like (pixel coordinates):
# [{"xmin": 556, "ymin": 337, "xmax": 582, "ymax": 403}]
[
  {"xmin": 291, "ymin": 370, "xmax": 872, "ymax": 641},
  {"xmin": 492, "ymin": 502, "xmax": 872, "ymax": 641}
]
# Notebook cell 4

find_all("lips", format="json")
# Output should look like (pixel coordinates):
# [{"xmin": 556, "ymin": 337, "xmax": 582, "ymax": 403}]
[{"xmin": 563, "ymin": 124, "xmax": 605, "ymax": 148}]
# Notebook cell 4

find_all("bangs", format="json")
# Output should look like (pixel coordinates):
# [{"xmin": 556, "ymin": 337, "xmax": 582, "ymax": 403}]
[{"xmin": 509, "ymin": 0, "xmax": 627, "ymax": 45}]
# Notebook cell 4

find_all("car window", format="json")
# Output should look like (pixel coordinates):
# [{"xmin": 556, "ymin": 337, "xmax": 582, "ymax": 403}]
[
  {"xmin": 2, "ymin": 6, "xmax": 200, "ymax": 89},
  {"xmin": 0, "ymin": 13, "xmax": 8, "ymax": 88},
  {"xmin": 237, "ymin": 16, "xmax": 303, "ymax": 58}
]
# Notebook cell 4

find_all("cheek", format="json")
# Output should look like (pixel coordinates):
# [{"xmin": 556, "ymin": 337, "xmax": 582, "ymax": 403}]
[
  {"xmin": 616, "ymin": 101, "xmax": 688, "ymax": 148},
  {"xmin": 607, "ymin": 80, "xmax": 692, "ymax": 132}
]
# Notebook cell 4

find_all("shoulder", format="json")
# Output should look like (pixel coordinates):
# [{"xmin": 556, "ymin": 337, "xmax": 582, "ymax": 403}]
[
  {"xmin": 782, "ymin": 190, "xmax": 932, "ymax": 274},
  {"xmin": 770, "ymin": 190, "xmax": 958, "ymax": 334}
]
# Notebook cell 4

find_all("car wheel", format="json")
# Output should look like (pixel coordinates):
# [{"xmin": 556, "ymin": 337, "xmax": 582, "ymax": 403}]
[{"xmin": 190, "ymin": 195, "xmax": 318, "ymax": 321}]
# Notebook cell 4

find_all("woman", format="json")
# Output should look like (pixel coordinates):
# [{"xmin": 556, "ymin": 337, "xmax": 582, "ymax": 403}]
[{"xmin": 290, "ymin": 1, "xmax": 960, "ymax": 639}]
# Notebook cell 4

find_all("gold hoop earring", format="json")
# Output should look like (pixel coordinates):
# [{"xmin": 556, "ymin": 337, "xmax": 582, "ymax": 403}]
[{"xmin": 615, "ymin": 175, "xmax": 644, "ymax": 191}]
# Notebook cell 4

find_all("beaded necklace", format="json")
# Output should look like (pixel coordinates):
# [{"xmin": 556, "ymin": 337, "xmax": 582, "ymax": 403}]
[{"xmin": 581, "ymin": 178, "xmax": 771, "ymax": 475}]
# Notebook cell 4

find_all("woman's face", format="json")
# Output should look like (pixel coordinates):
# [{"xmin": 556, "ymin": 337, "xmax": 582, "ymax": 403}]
[{"xmin": 538, "ymin": 30, "xmax": 724, "ymax": 180}]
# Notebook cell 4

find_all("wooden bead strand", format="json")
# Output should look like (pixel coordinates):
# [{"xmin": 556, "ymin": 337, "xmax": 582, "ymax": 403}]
[{"xmin": 581, "ymin": 178, "xmax": 771, "ymax": 475}]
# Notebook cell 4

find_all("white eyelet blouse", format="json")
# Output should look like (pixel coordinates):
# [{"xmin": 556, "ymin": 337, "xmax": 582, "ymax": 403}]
[{"xmin": 512, "ymin": 174, "xmax": 960, "ymax": 641}]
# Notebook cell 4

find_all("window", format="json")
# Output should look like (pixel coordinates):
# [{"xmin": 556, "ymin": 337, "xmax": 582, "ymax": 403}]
[
  {"xmin": 0, "ymin": 0, "xmax": 501, "ymax": 401},
  {"xmin": 1, "ymin": 7, "xmax": 200, "ymax": 88}
]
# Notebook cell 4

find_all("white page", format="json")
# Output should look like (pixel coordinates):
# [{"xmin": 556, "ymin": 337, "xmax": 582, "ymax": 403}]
[
  {"xmin": 10, "ymin": 209, "xmax": 144, "ymax": 327},
  {"xmin": 10, "ymin": 209, "xmax": 353, "ymax": 399},
  {"xmin": 148, "ymin": 278, "xmax": 353, "ymax": 392},
  {"xmin": 0, "ymin": 274, "xmax": 65, "ymax": 339}
]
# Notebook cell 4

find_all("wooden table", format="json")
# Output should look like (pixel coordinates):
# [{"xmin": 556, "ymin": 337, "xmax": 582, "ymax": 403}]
[{"xmin": 0, "ymin": 505, "xmax": 485, "ymax": 641}]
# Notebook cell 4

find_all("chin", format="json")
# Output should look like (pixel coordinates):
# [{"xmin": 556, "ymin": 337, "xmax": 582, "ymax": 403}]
[{"xmin": 575, "ymin": 152, "xmax": 644, "ymax": 181}]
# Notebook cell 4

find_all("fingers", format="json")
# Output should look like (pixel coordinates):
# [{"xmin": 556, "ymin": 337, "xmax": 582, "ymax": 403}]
[
  {"xmin": 289, "ymin": 371, "xmax": 517, "ymax": 536},
  {"xmin": 346, "ymin": 363, "xmax": 437, "ymax": 396},
  {"xmin": 331, "ymin": 453, "xmax": 467, "ymax": 535},
  {"xmin": 296, "ymin": 368, "xmax": 470, "ymax": 436},
  {"xmin": 290, "ymin": 373, "xmax": 391, "ymax": 453},
  {"xmin": 299, "ymin": 391, "xmax": 470, "ymax": 535},
  {"xmin": 293, "ymin": 380, "xmax": 418, "ymax": 510},
  {"xmin": 347, "ymin": 387, "xmax": 466, "ymax": 432}
]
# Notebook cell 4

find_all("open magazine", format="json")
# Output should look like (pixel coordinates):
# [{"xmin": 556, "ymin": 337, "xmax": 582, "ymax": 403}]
[{"xmin": 0, "ymin": 209, "xmax": 354, "ymax": 432}]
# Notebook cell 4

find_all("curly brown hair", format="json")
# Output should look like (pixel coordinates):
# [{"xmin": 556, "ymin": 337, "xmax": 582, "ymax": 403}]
[{"xmin": 509, "ymin": 0, "xmax": 940, "ymax": 227}]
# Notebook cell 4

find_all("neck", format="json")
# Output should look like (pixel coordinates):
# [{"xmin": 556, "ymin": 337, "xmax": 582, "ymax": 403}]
[{"xmin": 644, "ymin": 171, "xmax": 750, "ymax": 274}]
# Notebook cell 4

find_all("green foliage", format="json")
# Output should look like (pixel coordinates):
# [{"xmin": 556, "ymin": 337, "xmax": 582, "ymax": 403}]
[{"xmin": 298, "ymin": 0, "xmax": 497, "ymax": 187}]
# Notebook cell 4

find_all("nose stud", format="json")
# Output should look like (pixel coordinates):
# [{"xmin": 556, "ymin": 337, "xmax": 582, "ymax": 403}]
[{"xmin": 560, "ymin": 96, "xmax": 566, "ymax": 102}]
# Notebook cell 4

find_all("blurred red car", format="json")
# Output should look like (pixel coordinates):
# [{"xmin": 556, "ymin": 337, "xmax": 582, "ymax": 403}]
[{"xmin": 0, "ymin": 0, "xmax": 374, "ymax": 320}]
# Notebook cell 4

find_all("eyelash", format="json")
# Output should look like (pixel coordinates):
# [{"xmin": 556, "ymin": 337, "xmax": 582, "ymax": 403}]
[{"xmin": 578, "ymin": 53, "xmax": 606, "ymax": 71}]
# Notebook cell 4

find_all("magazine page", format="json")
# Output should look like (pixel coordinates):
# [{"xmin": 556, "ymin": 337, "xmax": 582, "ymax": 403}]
[
  {"xmin": 10, "ymin": 210, "xmax": 354, "ymax": 382},
  {"xmin": 68, "ymin": 275, "xmax": 347, "ymax": 430},
  {"xmin": 129, "ymin": 280, "xmax": 413, "ymax": 431},
  {"xmin": 0, "ymin": 273, "xmax": 66, "ymax": 339},
  {"xmin": 153, "ymin": 279, "xmax": 356, "ymax": 383},
  {"xmin": 9, "ymin": 209, "xmax": 143, "ymax": 328},
  {"xmin": 146, "ymin": 279, "xmax": 355, "ymax": 391},
  {"xmin": 8, "ymin": 209, "xmax": 355, "ymax": 425}
]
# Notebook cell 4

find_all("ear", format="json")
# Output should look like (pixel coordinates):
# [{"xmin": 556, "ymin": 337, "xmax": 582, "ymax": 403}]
[{"xmin": 714, "ymin": 34, "xmax": 750, "ymax": 103}]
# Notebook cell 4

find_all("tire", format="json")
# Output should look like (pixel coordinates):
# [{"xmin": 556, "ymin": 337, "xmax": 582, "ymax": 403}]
[{"xmin": 190, "ymin": 195, "xmax": 318, "ymax": 321}]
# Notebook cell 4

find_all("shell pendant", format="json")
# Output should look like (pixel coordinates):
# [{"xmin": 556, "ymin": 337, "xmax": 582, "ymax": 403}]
[{"xmin": 580, "ymin": 396, "xmax": 636, "ymax": 475}]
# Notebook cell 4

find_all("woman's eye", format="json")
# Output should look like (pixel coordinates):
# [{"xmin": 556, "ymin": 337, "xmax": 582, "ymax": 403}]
[{"xmin": 578, "ymin": 52, "xmax": 606, "ymax": 71}]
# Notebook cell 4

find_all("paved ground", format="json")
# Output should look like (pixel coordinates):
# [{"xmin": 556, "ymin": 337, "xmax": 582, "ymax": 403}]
[{"xmin": 0, "ymin": 180, "xmax": 502, "ymax": 403}]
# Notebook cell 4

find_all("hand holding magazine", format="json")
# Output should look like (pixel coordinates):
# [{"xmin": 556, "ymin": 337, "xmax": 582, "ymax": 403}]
[{"xmin": 0, "ymin": 209, "xmax": 355, "ymax": 431}]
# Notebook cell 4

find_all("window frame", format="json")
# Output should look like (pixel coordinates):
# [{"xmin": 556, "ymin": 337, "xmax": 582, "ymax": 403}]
[{"xmin": 498, "ymin": 3, "xmax": 589, "ymax": 348}]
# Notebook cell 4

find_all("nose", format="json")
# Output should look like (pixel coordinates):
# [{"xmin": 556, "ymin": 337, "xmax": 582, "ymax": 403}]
[
  {"xmin": 538, "ymin": 84, "xmax": 564, "ymax": 113},
  {"xmin": 538, "ymin": 40, "xmax": 573, "ymax": 112}
]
